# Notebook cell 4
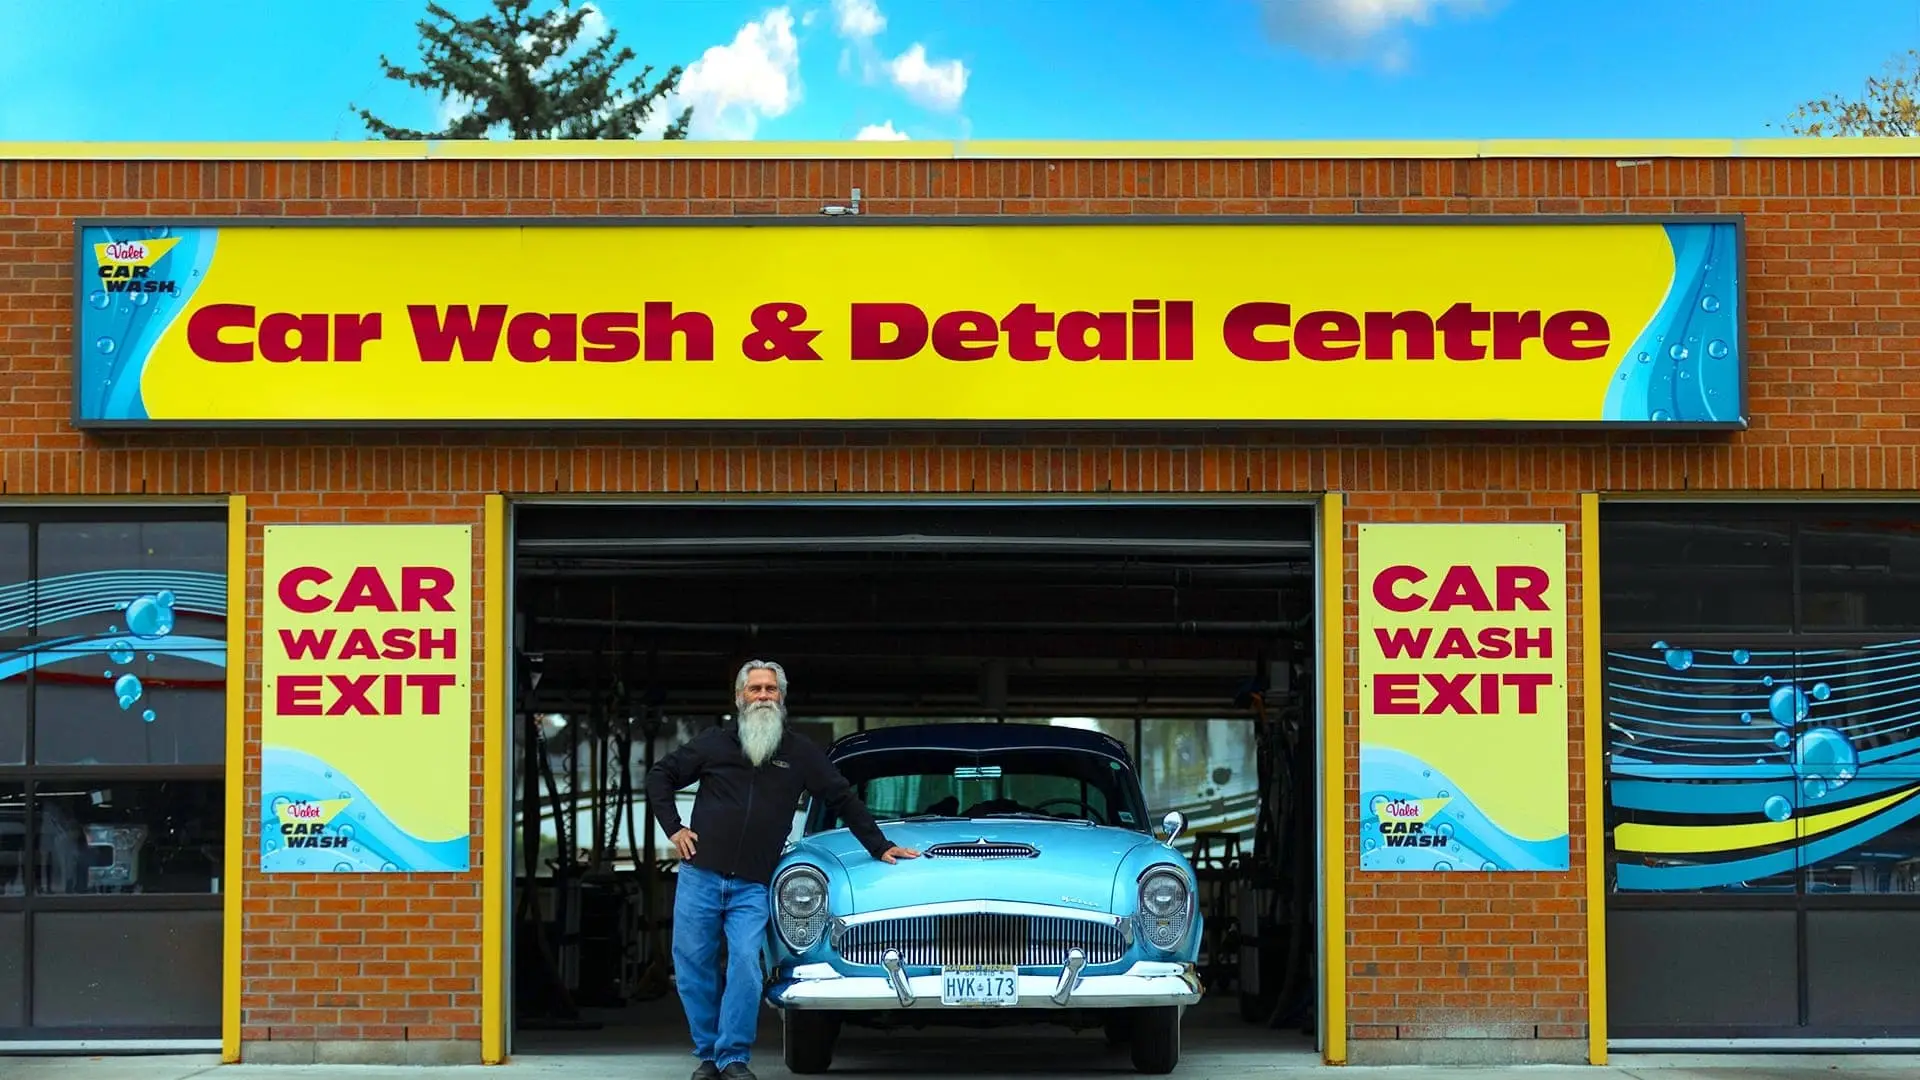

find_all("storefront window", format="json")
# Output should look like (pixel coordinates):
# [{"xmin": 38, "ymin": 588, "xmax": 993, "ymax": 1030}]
[
  {"xmin": 0, "ymin": 507, "xmax": 228, "ymax": 1034},
  {"xmin": 1139, "ymin": 719, "xmax": 1259, "ymax": 857},
  {"xmin": 1600, "ymin": 511, "xmax": 1794, "ymax": 634}
]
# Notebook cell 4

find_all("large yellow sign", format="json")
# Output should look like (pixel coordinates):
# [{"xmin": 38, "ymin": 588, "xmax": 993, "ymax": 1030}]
[
  {"xmin": 259, "ymin": 524, "xmax": 472, "ymax": 874},
  {"xmin": 1356, "ymin": 522, "xmax": 1569, "ymax": 872},
  {"xmin": 72, "ymin": 220, "xmax": 1744, "ymax": 426}
]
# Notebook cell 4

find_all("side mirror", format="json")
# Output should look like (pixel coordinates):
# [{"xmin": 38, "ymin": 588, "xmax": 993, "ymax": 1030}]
[{"xmin": 1160, "ymin": 810, "xmax": 1186, "ymax": 847}]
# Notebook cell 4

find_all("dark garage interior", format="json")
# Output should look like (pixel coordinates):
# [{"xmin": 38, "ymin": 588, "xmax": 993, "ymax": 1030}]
[{"xmin": 504, "ymin": 500, "xmax": 1326, "ymax": 1063}]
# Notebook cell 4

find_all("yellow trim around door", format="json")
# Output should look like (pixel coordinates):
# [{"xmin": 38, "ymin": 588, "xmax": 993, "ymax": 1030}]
[
  {"xmin": 1320, "ymin": 491, "xmax": 1347, "ymax": 1065},
  {"xmin": 482, "ymin": 495, "xmax": 508, "ymax": 1064},
  {"xmin": 1580, "ymin": 493, "xmax": 1607, "ymax": 1066},
  {"xmin": 222, "ymin": 494, "xmax": 246, "ymax": 1063}
]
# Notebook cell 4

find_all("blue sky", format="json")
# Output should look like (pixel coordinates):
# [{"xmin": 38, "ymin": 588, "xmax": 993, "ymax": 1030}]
[{"xmin": 2, "ymin": 0, "xmax": 1918, "ymax": 143}]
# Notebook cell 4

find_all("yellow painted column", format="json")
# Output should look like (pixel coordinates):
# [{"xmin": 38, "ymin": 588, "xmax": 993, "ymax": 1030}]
[
  {"xmin": 222, "ymin": 494, "xmax": 247, "ymax": 1063},
  {"xmin": 482, "ymin": 495, "xmax": 508, "ymax": 1064},
  {"xmin": 1320, "ymin": 491, "xmax": 1347, "ymax": 1065},
  {"xmin": 1581, "ymin": 493, "xmax": 1608, "ymax": 1065}
]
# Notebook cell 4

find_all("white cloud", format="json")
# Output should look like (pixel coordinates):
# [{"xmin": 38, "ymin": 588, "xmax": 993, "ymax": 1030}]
[
  {"xmin": 855, "ymin": 120, "xmax": 909, "ymax": 140},
  {"xmin": 886, "ymin": 43, "xmax": 968, "ymax": 111},
  {"xmin": 664, "ymin": 7, "xmax": 804, "ymax": 140},
  {"xmin": 833, "ymin": 0, "xmax": 886, "ymax": 39},
  {"xmin": 1257, "ymin": 0, "xmax": 1493, "ymax": 64},
  {"xmin": 578, "ymin": 2, "xmax": 609, "ymax": 44}
]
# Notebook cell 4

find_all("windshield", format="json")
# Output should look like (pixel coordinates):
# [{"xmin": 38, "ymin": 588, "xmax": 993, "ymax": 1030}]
[{"xmin": 811, "ymin": 747, "xmax": 1152, "ymax": 833}]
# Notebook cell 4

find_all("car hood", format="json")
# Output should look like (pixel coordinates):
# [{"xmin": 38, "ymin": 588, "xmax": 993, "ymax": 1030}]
[{"xmin": 789, "ymin": 819, "xmax": 1163, "ymax": 914}]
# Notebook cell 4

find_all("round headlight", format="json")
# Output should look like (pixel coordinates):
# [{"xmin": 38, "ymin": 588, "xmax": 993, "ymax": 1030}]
[
  {"xmin": 1137, "ymin": 867, "xmax": 1192, "ymax": 950},
  {"xmin": 774, "ymin": 865, "xmax": 830, "ymax": 951},
  {"xmin": 779, "ymin": 869, "xmax": 826, "ymax": 918}
]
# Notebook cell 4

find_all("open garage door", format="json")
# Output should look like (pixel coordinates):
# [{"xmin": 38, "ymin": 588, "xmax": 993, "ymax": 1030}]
[{"xmin": 504, "ymin": 498, "xmax": 1325, "ymax": 1071}]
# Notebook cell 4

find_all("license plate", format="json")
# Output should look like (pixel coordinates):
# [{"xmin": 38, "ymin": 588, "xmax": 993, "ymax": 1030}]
[{"xmin": 939, "ymin": 965, "xmax": 1019, "ymax": 1006}]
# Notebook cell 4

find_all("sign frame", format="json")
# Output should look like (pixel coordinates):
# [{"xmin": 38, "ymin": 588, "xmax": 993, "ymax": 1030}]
[{"xmin": 69, "ymin": 213, "xmax": 1749, "ymax": 432}]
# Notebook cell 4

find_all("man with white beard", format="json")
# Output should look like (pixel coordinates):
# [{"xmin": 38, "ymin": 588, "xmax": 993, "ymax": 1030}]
[{"xmin": 645, "ymin": 660, "xmax": 918, "ymax": 1080}]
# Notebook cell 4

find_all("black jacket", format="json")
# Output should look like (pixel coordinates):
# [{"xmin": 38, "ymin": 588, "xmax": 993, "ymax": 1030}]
[{"xmin": 644, "ymin": 723, "xmax": 894, "ymax": 885}]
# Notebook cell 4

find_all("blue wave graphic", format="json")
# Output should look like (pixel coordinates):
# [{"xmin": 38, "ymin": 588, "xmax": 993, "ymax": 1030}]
[
  {"xmin": 1359, "ymin": 745, "xmax": 1569, "ymax": 871},
  {"xmin": 1601, "ymin": 222, "xmax": 1743, "ymax": 425},
  {"xmin": 261, "ymin": 746, "xmax": 469, "ymax": 874},
  {"xmin": 76, "ymin": 225, "xmax": 217, "ymax": 423},
  {"xmin": 0, "ymin": 569, "xmax": 225, "ymax": 634},
  {"xmin": 1608, "ymin": 638, "xmax": 1920, "ymax": 890}
]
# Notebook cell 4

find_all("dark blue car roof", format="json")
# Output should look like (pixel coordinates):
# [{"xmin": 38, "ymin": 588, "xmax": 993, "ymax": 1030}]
[{"xmin": 826, "ymin": 721, "xmax": 1135, "ymax": 766}]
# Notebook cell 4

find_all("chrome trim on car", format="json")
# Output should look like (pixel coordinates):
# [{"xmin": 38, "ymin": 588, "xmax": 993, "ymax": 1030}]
[
  {"xmin": 1050, "ymin": 947, "xmax": 1087, "ymax": 1006},
  {"xmin": 834, "ymin": 898, "xmax": 1129, "ymax": 930},
  {"xmin": 924, "ymin": 839, "xmax": 1040, "ymax": 859},
  {"xmin": 767, "ymin": 961, "xmax": 1203, "ymax": 1011},
  {"xmin": 880, "ymin": 949, "xmax": 915, "ymax": 1007},
  {"xmin": 837, "ymin": 910, "xmax": 1128, "ymax": 968}
]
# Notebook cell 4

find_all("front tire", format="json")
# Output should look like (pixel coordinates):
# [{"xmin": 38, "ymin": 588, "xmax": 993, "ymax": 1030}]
[
  {"xmin": 782, "ymin": 1009, "xmax": 840, "ymax": 1074},
  {"xmin": 1129, "ymin": 1006, "xmax": 1181, "ymax": 1074}
]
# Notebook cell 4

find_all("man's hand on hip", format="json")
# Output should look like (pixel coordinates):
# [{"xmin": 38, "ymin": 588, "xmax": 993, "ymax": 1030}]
[
  {"xmin": 878, "ymin": 845, "xmax": 920, "ymax": 864},
  {"xmin": 670, "ymin": 828, "xmax": 698, "ymax": 860}
]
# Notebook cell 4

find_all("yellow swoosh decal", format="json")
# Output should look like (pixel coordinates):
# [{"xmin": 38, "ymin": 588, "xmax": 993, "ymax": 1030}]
[{"xmin": 1615, "ymin": 785, "xmax": 1920, "ymax": 855}]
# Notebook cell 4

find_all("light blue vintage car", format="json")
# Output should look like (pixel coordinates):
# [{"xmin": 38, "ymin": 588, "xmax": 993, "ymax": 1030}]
[{"xmin": 763, "ymin": 722, "xmax": 1204, "ymax": 1074}]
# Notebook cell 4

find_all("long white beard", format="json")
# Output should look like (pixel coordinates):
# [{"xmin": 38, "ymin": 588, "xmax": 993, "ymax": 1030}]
[{"xmin": 739, "ymin": 701, "xmax": 785, "ymax": 767}]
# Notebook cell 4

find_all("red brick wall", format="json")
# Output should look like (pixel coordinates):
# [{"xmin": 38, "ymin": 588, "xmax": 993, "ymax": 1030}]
[{"xmin": 2, "ymin": 151, "xmax": 1914, "ymax": 1051}]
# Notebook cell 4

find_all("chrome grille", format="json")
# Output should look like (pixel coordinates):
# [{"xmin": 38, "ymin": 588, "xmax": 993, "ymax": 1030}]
[
  {"xmin": 924, "ymin": 841, "xmax": 1039, "ymax": 860},
  {"xmin": 838, "ymin": 913, "xmax": 1126, "ymax": 967}
]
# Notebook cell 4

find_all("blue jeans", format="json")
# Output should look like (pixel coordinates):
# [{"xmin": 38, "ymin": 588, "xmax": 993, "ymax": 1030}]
[{"xmin": 672, "ymin": 863, "xmax": 771, "ymax": 1068}]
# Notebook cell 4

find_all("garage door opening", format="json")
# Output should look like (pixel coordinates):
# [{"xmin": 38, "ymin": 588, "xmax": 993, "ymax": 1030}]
[{"xmin": 505, "ymin": 500, "xmax": 1325, "ymax": 1069}]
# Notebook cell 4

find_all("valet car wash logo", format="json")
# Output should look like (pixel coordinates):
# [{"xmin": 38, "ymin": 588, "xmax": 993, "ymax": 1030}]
[
  {"xmin": 275, "ymin": 797, "xmax": 354, "ymax": 849},
  {"xmin": 1374, "ymin": 795, "xmax": 1454, "ymax": 848},
  {"xmin": 93, "ymin": 237, "xmax": 183, "ymax": 296}
]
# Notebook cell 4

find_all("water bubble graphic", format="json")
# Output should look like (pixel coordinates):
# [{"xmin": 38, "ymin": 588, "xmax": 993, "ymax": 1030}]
[
  {"xmin": 1707, "ymin": 339, "xmax": 1730, "ymax": 359},
  {"xmin": 271, "ymin": 796, "xmax": 291, "ymax": 815},
  {"xmin": 108, "ymin": 640, "xmax": 134, "ymax": 665},
  {"xmin": 1768, "ymin": 684, "xmax": 1810, "ymax": 726},
  {"xmin": 1438, "ymin": 790, "xmax": 1450, "ymax": 798},
  {"xmin": 1803, "ymin": 777, "xmax": 1830, "ymax": 801},
  {"xmin": 88, "ymin": 291, "xmax": 110, "ymax": 310},
  {"xmin": 1670, "ymin": 344, "xmax": 1690, "ymax": 360},
  {"xmin": 1651, "ymin": 409, "xmax": 1673, "ymax": 421},
  {"xmin": 1371, "ymin": 796, "xmax": 1389, "ymax": 816},
  {"xmin": 1701, "ymin": 295, "xmax": 1722, "ymax": 313},
  {"xmin": 124, "ymin": 593, "xmax": 174, "ymax": 637},
  {"xmin": 1481, "ymin": 861, "xmax": 1496, "ymax": 871},
  {"xmin": 95, "ymin": 336, "xmax": 116, "ymax": 355},
  {"xmin": 1396, "ymin": 855, "xmax": 1406, "ymax": 864},
  {"xmin": 131, "ymin": 291, "xmax": 149, "ymax": 307},
  {"xmin": 1812, "ymin": 682, "xmax": 1831, "ymax": 701},
  {"xmin": 338, "ymin": 824, "xmax": 355, "ymax": 840},
  {"xmin": 334, "ymin": 862, "xmax": 353, "ymax": 873},
  {"xmin": 113, "ymin": 672, "xmax": 142, "ymax": 710},
  {"xmin": 1763, "ymin": 674, "xmax": 1775, "ymax": 686},
  {"xmin": 1794, "ymin": 726, "xmax": 1859, "ymax": 794},
  {"xmin": 1741, "ymin": 711, "xmax": 1754, "ymax": 724},
  {"xmin": 1653, "ymin": 640, "xmax": 1669, "ymax": 650},
  {"xmin": 296, "ymin": 857, "xmax": 306, "ymax": 866},
  {"xmin": 337, "ymin": 790, "xmax": 351, "ymax": 800},
  {"xmin": 1436, "ymin": 822, "xmax": 1455, "ymax": 840},
  {"xmin": 1774, "ymin": 730, "xmax": 1792, "ymax": 748},
  {"xmin": 324, "ymin": 770, "xmax": 333, "ymax": 779},
  {"xmin": 1763, "ymin": 795, "xmax": 1792, "ymax": 822},
  {"xmin": 1664, "ymin": 648, "xmax": 1694, "ymax": 671},
  {"xmin": 145, "ymin": 225, "xmax": 170, "ymax": 239},
  {"xmin": 102, "ymin": 670, "xmax": 112, "ymax": 678},
  {"xmin": 1364, "ymin": 837, "xmax": 1377, "ymax": 850},
  {"xmin": 381, "ymin": 862, "xmax": 399, "ymax": 872},
  {"xmin": 1679, "ymin": 369, "xmax": 1692, "ymax": 380},
  {"xmin": 1733, "ymin": 649, "xmax": 1752, "ymax": 664},
  {"xmin": 1637, "ymin": 351, "xmax": 1651, "ymax": 364},
  {"xmin": 265, "ymin": 838, "xmax": 280, "ymax": 852},
  {"xmin": 1434, "ymin": 860, "xmax": 1454, "ymax": 871},
  {"xmin": 141, "ymin": 709, "xmax": 155, "ymax": 723},
  {"xmin": 146, "ymin": 653, "xmax": 154, "ymax": 661}
]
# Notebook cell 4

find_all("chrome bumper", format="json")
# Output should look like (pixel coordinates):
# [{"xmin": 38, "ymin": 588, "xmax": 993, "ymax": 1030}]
[{"xmin": 766, "ymin": 959, "xmax": 1202, "ymax": 1011}]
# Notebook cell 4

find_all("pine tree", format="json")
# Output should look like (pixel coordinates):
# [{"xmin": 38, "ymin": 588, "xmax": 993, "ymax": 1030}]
[{"xmin": 354, "ymin": 0, "xmax": 691, "ymax": 140}]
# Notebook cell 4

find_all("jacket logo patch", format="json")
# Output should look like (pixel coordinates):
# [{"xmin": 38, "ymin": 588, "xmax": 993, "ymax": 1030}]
[{"xmin": 772, "ymin": 759, "xmax": 790, "ymax": 769}]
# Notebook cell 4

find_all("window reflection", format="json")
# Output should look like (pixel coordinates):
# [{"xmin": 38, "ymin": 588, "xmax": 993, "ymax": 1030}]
[
  {"xmin": 1803, "ymin": 813, "xmax": 1920, "ymax": 894},
  {"xmin": 1139, "ymin": 719, "xmax": 1259, "ymax": 859},
  {"xmin": 0, "ymin": 784, "xmax": 22, "ymax": 896},
  {"xmin": 32, "ymin": 781, "xmax": 223, "ymax": 895},
  {"xmin": 33, "ymin": 648, "xmax": 225, "ymax": 766}
]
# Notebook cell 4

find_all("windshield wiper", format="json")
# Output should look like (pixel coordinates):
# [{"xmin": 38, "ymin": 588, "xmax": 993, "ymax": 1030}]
[
  {"xmin": 888, "ymin": 814, "xmax": 971, "ymax": 823},
  {"xmin": 977, "ymin": 811, "xmax": 1095, "ymax": 825}
]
